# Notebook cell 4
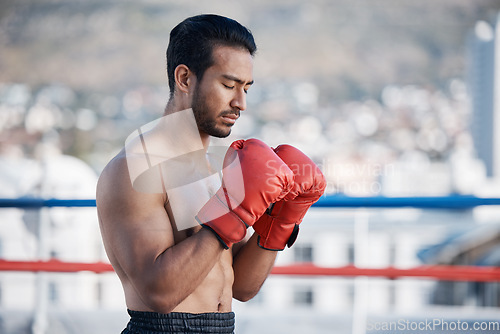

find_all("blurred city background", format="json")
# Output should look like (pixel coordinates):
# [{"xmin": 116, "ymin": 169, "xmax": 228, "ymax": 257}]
[{"xmin": 1, "ymin": 0, "xmax": 500, "ymax": 333}]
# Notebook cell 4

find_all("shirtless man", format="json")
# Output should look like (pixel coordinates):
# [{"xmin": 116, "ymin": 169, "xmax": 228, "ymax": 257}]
[{"xmin": 96, "ymin": 14, "xmax": 325, "ymax": 333}]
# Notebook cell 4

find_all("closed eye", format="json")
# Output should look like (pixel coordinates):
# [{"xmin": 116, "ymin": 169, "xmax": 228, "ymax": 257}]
[{"xmin": 223, "ymin": 83, "xmax": 249, "ymax": 94}]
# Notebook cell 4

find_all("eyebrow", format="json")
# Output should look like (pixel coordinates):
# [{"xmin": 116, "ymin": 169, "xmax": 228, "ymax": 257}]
[{"xmin": 222, "ymin": 74, "xmax": 254, "ymax": 86}]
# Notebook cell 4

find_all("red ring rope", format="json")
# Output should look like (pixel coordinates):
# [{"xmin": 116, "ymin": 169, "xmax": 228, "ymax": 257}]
[{"xmin": 0, "ymin": 260, "xmax": 498, "ymax": 282}]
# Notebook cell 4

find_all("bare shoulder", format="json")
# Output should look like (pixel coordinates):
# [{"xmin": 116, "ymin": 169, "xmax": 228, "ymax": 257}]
[
  {"xmin": 97, "ymin": 149, "xmax": 136, "ymax": 215},
  {"xmin": 97, "ymin": 148, "xmax": 168, "ymax": 223},
  {"xmin": 96, "ymin": 149, "xmax": 175, "ymax": 277},
  {"xmin": 97, "ymin": 149, "xmax": 128, "ymax": 196}
]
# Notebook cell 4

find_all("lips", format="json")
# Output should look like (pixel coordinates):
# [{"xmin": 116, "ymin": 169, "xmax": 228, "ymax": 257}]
[{"xmin": 221, "ymin": 112, "xmax": 239, "ymax": 125}]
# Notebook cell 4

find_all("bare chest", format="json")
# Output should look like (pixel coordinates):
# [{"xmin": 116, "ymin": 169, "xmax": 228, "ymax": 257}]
[{"xmin": 164, "ymin": 170, "xmax": 221, "ymax": 241}]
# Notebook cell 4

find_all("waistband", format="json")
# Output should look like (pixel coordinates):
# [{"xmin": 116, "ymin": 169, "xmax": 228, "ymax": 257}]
[{"xmin": 122, "ymin": 309, "xmax": 235, "ymax": 334}]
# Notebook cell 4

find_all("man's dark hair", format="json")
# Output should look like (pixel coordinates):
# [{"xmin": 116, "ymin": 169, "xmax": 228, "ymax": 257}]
[{"xmin": 166, "ymin": 14, "xmax": 257, "ymax": 95}]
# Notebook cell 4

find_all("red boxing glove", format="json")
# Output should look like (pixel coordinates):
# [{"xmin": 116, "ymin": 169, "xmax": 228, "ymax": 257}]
[
  {"xmin": 196, "ymin": 139, "xmax": 294, "ymax": 249},
  {"xmin": 253, "ymin": 145, "xmax": 326, "ymax": 251}
]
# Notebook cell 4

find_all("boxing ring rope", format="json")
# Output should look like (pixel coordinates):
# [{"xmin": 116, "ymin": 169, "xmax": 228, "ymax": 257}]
[
  {"xmin": 1, "ymin": 195, "xmax": 500, "ymax": 282},
  {"xmin": 0, "ymin": 259, "xmax": 498, "ymax": 282},
  {"xmin": 2, "ymin": 194, "xmax": 500, "ymax": 209}
]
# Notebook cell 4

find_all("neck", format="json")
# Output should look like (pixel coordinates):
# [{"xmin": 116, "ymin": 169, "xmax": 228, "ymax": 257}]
[
  {"xmin": 163, "ymin": 96, "xmax": 185, "ymax": 116},
  {"xmin": 164, "ymin": 97, "xmax": 211, "ymax": 151}
]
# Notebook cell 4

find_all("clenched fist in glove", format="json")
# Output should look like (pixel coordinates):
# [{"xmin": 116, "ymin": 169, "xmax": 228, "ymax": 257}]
[
  {"xmin": 253, "ymin": 145, "xmax": 326, "ymax": 250},
  {"xmin": 196, "ymin": 139, "xmax": 295, "ymax": 249}
]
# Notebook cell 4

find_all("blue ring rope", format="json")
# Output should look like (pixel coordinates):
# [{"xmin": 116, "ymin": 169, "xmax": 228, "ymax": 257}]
[
  {"xmin": 313, "ymin": 195, "xmax": 500, "ymax": 209},
  {"xmin": 0, "ymin": 198, "xmax": 96, "ymax": 208},
  {"xmin": 0, "ymin": 195, "xmax": 499, "ymax": 209}
]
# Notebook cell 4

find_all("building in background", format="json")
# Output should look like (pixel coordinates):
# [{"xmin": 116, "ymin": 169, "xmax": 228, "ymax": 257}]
[
  {"xmin": 418, "ymin": 224, "xmax": 500, "ymax": 307},
  {"xmin": 468, "ymin": 14, "xmax": 500, "ymax": 179}
]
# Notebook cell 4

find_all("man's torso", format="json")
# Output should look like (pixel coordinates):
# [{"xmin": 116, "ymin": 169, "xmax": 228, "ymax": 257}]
[{"xmin": 98, "ymin": 150, "xmax": 234, "ymax": 314}]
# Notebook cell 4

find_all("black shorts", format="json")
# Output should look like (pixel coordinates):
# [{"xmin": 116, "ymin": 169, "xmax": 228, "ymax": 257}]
[{"xmin": 121, "ymin": 309, "xmax": 235, "ymax": 334}]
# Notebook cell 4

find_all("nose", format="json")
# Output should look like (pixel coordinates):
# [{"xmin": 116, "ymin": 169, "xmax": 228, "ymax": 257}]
[{"xmin": 230, "ymin": 89, "xmax": 247, "ymax": 112}]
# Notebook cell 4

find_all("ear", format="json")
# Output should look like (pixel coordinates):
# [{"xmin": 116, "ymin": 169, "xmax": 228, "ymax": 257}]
[{"xmin": 174, "ymin": 64, "xmax": 194, "ymax": 94}]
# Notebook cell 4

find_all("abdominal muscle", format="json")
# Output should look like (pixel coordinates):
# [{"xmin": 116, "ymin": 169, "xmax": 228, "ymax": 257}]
[{"xmin": 170, "ymin": 249, "xmax": 234, "ymax": 313}]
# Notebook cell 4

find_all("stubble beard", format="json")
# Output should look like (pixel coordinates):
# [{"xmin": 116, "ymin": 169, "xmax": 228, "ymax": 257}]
[{"xmin": 191, "ymin": 85, "xmax": 232, "ymax": 139}]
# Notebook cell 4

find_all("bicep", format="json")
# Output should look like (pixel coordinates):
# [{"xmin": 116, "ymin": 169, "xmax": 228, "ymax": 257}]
[
  {"xmin": 97, "ymin": 165, "xmax": 175, "ymax": 281},
  {"xmin": 112, "ymin": 200, "xmax": 174, "ymax": 277}
]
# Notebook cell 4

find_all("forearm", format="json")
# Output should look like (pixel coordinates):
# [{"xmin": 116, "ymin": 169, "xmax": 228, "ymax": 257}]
[
  {"xmin": 232, "ymin": 232, "xmax": 277, "ymax": 302},
  {"xmin": 135, "ymin": 228, "xmax": 224, "ymax": 312}
]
